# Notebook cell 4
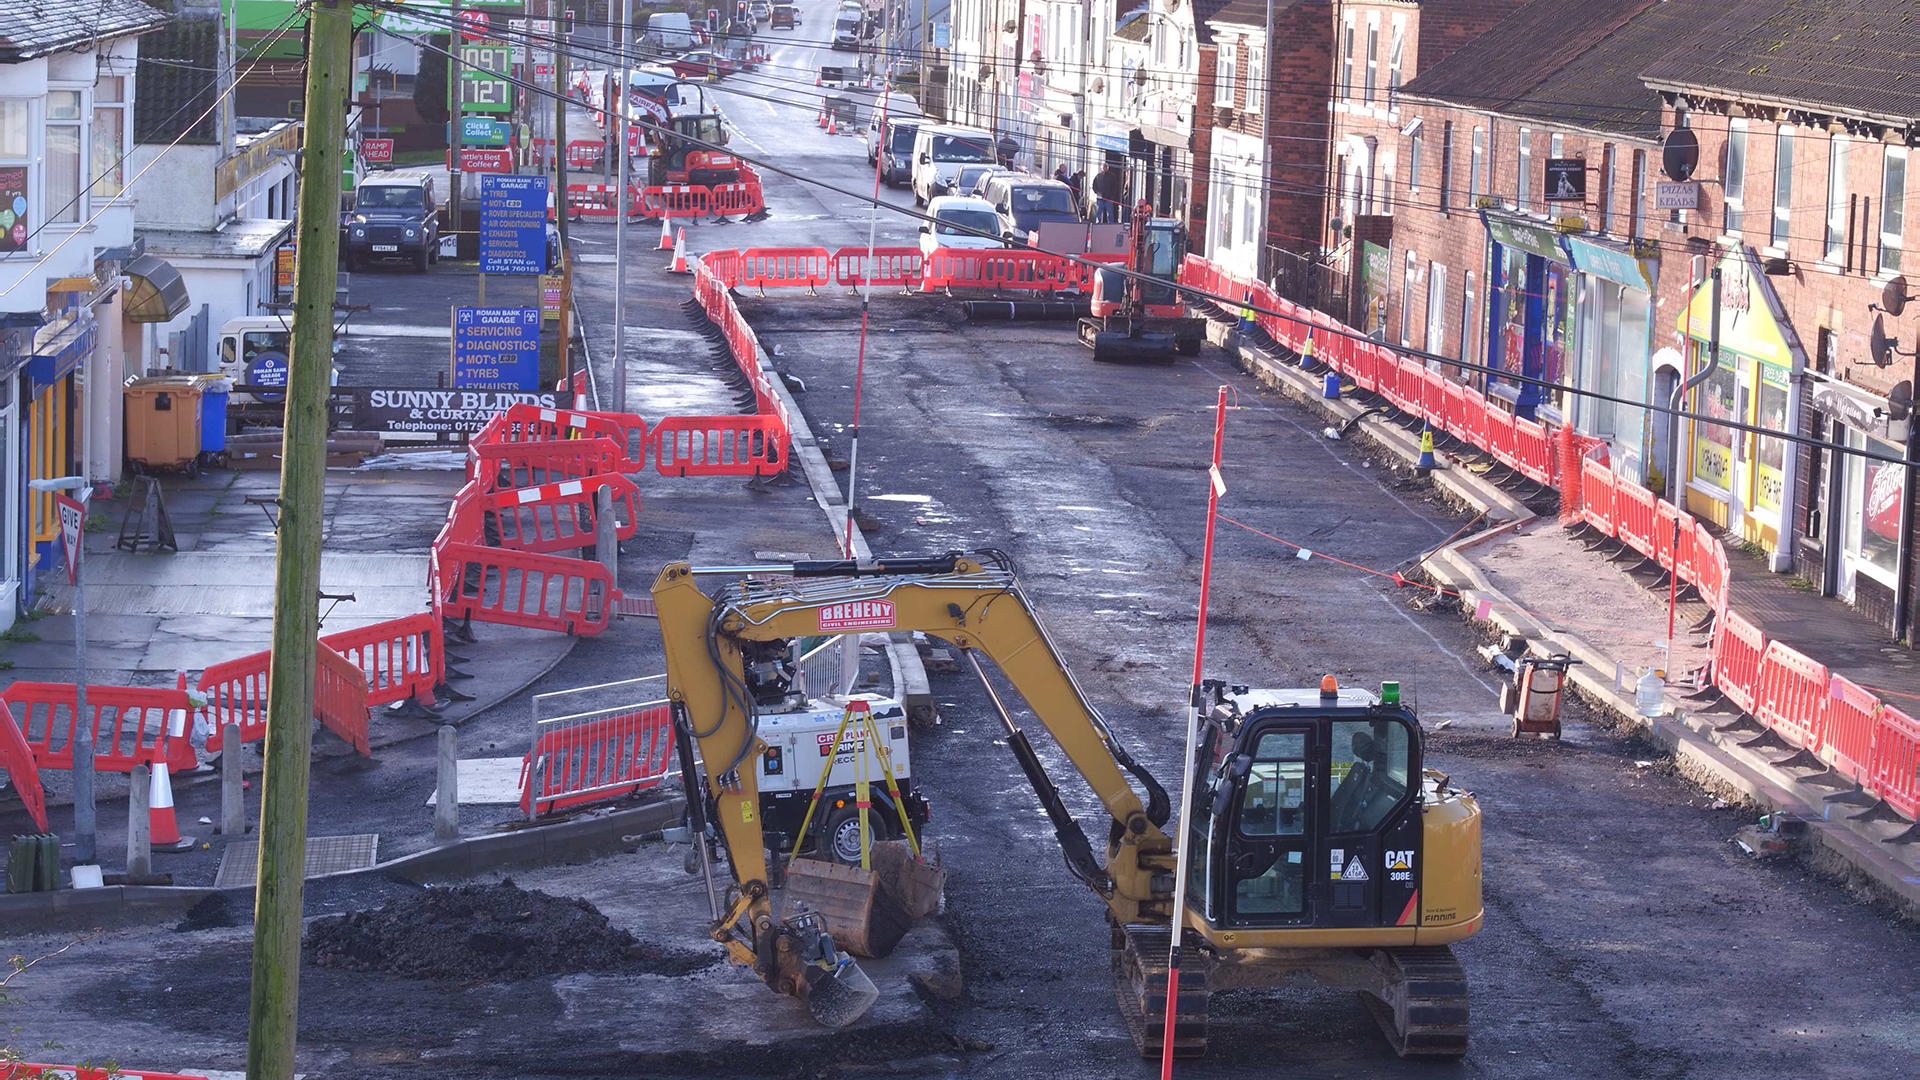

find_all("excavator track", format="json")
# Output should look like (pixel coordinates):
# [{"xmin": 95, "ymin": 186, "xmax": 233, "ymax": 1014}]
[
  {"xmin": 1112, "ymin": 923, "xmax": 1210, "ymax": 1059},
  {"xmin": 1360, "ymin": 946, "xmax": 1470, "ymax": 1059}
]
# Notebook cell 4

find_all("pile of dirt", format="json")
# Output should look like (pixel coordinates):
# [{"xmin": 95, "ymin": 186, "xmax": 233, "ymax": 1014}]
[{"xmin": 302, "ymin": 879, "xmax": 717, "ymax": 980}]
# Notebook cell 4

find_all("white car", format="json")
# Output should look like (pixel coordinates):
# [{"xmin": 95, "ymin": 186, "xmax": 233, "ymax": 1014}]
[{"xmin": 919, "ymin": 196, "xmax": 1008, "ymax": 259}]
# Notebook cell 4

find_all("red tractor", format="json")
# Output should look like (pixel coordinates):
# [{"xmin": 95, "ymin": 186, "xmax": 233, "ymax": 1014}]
[{"xmin": 1078, "ymin": 203, "xmax": 1207, "ymax": 361}]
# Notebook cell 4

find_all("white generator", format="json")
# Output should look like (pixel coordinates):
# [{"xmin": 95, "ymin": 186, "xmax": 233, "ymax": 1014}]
[{"xmin": 756, "ymin": 693, "xmax": 929, "ymax": 864}]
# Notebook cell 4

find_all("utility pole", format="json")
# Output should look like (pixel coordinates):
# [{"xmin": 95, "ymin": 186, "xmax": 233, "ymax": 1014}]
[
  {"xmin": 556, "ymin": 6, "xmax": 569, "ymax": 250},
  {"xmin": 614, "ymin": 0, "xmax": 631, "ymax": 413},
  {"xmin": 450, "ymin": 0, "xmax": 465, "ymax": 258},
  {"xmin": 245, "ymin": 0, "xmax": 350, "ymax": 1076}
]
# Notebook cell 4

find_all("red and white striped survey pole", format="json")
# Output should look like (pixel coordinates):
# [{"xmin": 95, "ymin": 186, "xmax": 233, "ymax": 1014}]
[
  {"xmin": 1160, "ymin": 385, "xmax": 1229, "ymax": 1077},
  {"xmin": 843, "ymin": 84, "xmax": 892, "ymax": 556}
]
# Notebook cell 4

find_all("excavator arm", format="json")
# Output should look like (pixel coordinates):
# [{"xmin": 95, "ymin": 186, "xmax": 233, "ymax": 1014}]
[{"xmin": 652, "ymin": 551, "xmax": 1174, "ymax": 1017}]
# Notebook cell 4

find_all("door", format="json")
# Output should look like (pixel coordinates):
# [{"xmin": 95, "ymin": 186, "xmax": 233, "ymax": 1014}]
[
  {"xmin": 1225, "ymin": 724, "xmax": 1315, "ymax": 925},
  {"xmin": 1321, "ymin": 717, "xmax": 1417, "ymax": 929}
]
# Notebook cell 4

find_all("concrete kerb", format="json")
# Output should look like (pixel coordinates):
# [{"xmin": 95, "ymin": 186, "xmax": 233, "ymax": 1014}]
[
  {"xmin": 1205, "ymin": 316, "xmax": 1920, "ymax": 921},
  {"xmin": 0, "ymin": 798, "xmax": 688, "ymax": 935}
]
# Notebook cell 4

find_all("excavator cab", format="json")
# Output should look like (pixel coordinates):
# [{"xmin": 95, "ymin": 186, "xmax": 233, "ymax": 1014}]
[
  {"xmin": 649, "ymin": 113, "xmax": 737, "ymax": 187},
  {"xmin": 1081, "ymin": 208, "xmax": 1205, "ymax": 360}
]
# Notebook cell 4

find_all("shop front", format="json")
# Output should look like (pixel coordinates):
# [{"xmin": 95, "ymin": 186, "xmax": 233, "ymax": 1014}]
[
  {"xmin": 25, "ymin": 309, "xmax": 92, "ymax": 583},
  {"xmin": 1482, "ymin": 214, "xmax": 1573, "ymax": 421},
  {"xmin": 1679, "ymin": 252, "xmax": 1802, "ymax": 561},
  {"xmin": 1564, "ymin": 234, "xmax": 1657, "ymax": 485},
  {"xmin": 1804, "ymin": 374, "xmax": 1909, "ymax": 615}
]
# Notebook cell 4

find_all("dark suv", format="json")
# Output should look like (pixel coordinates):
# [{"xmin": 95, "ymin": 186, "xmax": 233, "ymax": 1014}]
[{"xmin": 345, "ymin": 172, "xmax": 439, "ymax": 272}]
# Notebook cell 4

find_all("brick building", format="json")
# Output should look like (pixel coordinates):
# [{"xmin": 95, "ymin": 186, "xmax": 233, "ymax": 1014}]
[{"xmin": 1643, "ymin": 2, "xmax": 1920, "ymax": 633}]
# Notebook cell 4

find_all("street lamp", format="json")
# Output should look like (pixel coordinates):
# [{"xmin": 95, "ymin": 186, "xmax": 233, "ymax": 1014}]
[{"xmin": 30, "ymin": 475, "xmax": 94, "ymax": 865}]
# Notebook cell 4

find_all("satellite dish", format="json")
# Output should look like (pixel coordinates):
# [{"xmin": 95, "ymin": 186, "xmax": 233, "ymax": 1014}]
[
  {"xmin": 1091, "ymin": 76, "xmax": 1105, "ymax": 94},
  {"xmin": 1872, "ymin": 313, "xmax": 1898, "ymax": 367},
  {"xmin": 1663, "ymin": 127, "xmax": 1699, "ymax": 182},
  {"xmin": 1892, "ymin": 380, "xmax": 1914, "ymax": 422},
  {"xmin": 1880, "ymin": 275, "xmax": 1912, "ymax": 317},
  {"xmin": 1133, "ymin": 66, "xmax": 1150, "ymax": 86}
]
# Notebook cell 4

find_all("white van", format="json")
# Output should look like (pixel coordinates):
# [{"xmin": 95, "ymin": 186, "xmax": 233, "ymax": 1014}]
[
  {"xmin": 649, "ymin": 12, "xmax": 695, "ymax": 52},
  {"xmin": 910, "ymin": 125, "xmax": 996, "ymax": 206}
]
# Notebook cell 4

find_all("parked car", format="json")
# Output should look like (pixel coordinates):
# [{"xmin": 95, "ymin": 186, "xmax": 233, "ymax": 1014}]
[
  {"xmin": 959, "ymin": 163, "xmax": 1013, "ymax": 198},
  {"xmin": 344, "ymin": 172, "xmax": 438, "ymax": 272},
  {"xmin": 910, "ymin": 124, "xmax": 996, "ymax": 205},
  {"xmin": 980, "ymin": 175, "xmax": 1081, "ymax": 243},
  {"xmin": 919, "ymin": 196, "xmax": 1010, "ymax": 259},
  {"xmin": 750, "ymin": 0, "xmax": 772, "ymax": 22},
  {"xmin": 865, "ymin": 115, "xmax": 921, "ymax": 187},
  {"xmin": 771, "ymin": 2, "xmax": 797, "ymax": 27}
]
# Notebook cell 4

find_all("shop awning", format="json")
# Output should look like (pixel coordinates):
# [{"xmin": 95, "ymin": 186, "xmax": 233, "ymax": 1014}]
[
  {"xmin": 121, "ymin": 253, "xmax": 190, "ymax": 323},
  {"xmin": 1810, "ymin": 375, "xmax": 1906, "ymax": 442}
]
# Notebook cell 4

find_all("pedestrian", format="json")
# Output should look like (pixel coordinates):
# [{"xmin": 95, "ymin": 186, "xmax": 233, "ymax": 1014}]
[
  {"xmin": 1068, "ymin": 169, "xmax": 1086, "ymax": 208},
  {"xmin": 996, "ymin": 133, "xmax": 1020, "ymax": 169},
  {"xmin": 1053, "ymin": 163, "xmax": 1071, "ymax": 186},
  {"xmin": 1090, "ymin": 163, "xmax": 1124, "ymax": 224}
]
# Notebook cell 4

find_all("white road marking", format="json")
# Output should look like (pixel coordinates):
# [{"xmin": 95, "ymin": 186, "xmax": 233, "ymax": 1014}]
[{"xmin": 1376, "ymin": 590, "xmax": 1500, "ymax": 697}]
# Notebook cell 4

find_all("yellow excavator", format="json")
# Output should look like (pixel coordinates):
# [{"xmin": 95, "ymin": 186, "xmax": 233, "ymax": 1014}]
[{"xmin": 652, "ymin": 551, "xmax": 1482, "ymax": 1056}]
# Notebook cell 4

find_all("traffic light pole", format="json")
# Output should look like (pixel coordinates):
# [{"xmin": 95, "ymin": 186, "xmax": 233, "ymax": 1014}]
[{"xmin": 246, "ymin": 1, "xmax": 350, "ymax": 1076}]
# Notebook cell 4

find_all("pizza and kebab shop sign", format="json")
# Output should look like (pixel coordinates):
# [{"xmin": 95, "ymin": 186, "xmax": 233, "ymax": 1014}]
[
  {"xmin": 451, "ymin": 306, "xmax": 541, "ymax": 390},
  {"xmin": 818, "ymin": 599, "xmax": 896, "ymax": 633}
]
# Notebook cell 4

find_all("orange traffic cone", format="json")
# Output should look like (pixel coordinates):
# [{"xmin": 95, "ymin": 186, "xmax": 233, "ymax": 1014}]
[
  {"xmin": 658, "ymin": 213, "xmax": 674, "ymax": 250},
  {"xmin": 669, "ymin": 228, "xmax": 691, "ymax": 272},
  {"xmin": 150, "ymin": 708, "xmax": 194, "ymax": 851},
  {"xmin": 817, "ymin": 107, "xmax": 827, "ymax": 128},
  {"xmin": 827, "ymin": 113, "xmax": 837, "ymax": 136}
]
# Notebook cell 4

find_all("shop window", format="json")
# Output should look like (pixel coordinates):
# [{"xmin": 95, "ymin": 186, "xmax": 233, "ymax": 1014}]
[
  {"xmin": 1724, "ymin": 121, "xmax": 1746, "ymax": 234},
  {"xmin": 1772, "ymin": 127, "xmax": 1794, "ymax": 249},
  {"xmin": 1692, "ymin": 364, "xmax": 1738, "ymax": 493},
  {"xmin": 1754, "ymin": 368, "xmax": 1789, "ymax": 518},
  {"xmin": 1542, "ymin": 263, "xmax": 1571, "ymax": 412},
  {"xmin": 1845, "ymin": 429, "xmax": 1904, "ymax": 587},
  {"xmin": 0, "ymin": 100, "xmax": 27, "ymax": 255},
  {"xmin": 1825, "ymin": 134, "xmax": 1850, "ymax": 263},
  {"xmin": 1400, "ymin": 250, "xmax": 1415, "ymax": 346},
  {"xmin": 47, "ymin": 90, "xmax": 82, "ymax": 225},
  {"xmin": 1579, "ymin": 280, "xmax": 1649, "ymax": 457},
  {"xmin": 1881, "ymin": 147, "xmax": 1905, "ymax": 275}
]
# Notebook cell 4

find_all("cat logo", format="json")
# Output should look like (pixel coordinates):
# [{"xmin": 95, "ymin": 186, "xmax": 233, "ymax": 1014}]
[
  {"xmin": 1341, "ymin": 856, "xmax": 1369, "ymax": 881},
  {"xmin": 1386, "ymin": 850, "xmax": 1414, "ymax": 871}
]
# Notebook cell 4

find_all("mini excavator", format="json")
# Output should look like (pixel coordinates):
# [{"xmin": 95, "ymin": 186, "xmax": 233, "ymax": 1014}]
[
  {"xmin": 652, "ymin": 551, "xmax": 1482, "ymax": 1056},
  {"xmin": 1078, "ymin": 203, "xmax": 1208, "ymax": 361}
]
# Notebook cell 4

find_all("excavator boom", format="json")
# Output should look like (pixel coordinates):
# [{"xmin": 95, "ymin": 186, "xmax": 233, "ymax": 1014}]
[{"xmin": 652, "ymin": 552, "xmax": 1174, "ymax": 1022}]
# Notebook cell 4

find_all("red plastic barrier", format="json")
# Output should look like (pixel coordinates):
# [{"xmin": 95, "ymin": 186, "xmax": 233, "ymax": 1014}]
[
  {"xmin": 1439, "ymin": 380, "xmax": 1469, "ymax": 439},
  {"xmin": 314, "ymin": 644, "xmax": 372, "ymax": 757},
  {"xmin": 434, "ymin": 538, "xmax": 620, "ymax": 637},
  {"xmin": 199, "ymin": 649, "xmax": 269, "ymax": 751},
  {"xmin": 921, "ymin": 248, "xmax": 1083, "ymax": 292},
  {"xmin": 1712, "ymin": 609, "xmax": 1767, "ymax": 717},
  {"xmin": 2, "ymin": 679, "xmax": 196, "ymax": 776},
  {"xmin": 468, "ymin": 437, "xmax": 625, "ymax": 491},
  {"xmin": 1821, "ymin": 674, "xmax": 1881, "ymax": 784},
  {"xmin": 1612, "ymin": 479, "xmax": 1660, "ymax": 557},
  {"xmin": 565, "ymin": 183, "xmax": 622, "ymax": 219},
  {"xmin": 5, "ymin": 1065, "xmax": 212, "ymax": 1080},
  {"xmin": 640, "ymin": 184, "xmax": 713, "ymax": 219},
  {"xmin": 521, "ymin": 702, "xmax": 676, "ymax": 817},
  {"xmin": 565, "ymin": 140, "xmax": 605, "ymax": 170},
  {"xmin": 1512, "ymin": 417, "xmax": 1556, "ymax": 486},
  {"xmin": 650, "ymin": 414, "xmax": 787, "ymax": 476},
  {"xmin": 320, "ymin": 613, "xmax": 442, "ymax": 709},
  {"xmin": 480, "ymin": 472, "xmax": 642, "ymax": 554},
  {"xmin": 709, "ymin": 180, "xmax": 764, "ymax": 217},
  {"xmin": 832, "ymin": 246, "xmax": 925, "ymax": 286},
  {"xmin": 738, "ymin": 247, "xmax": 833, "ymax": 290},
  {"xmin": 1459, "ymin": 389, "xmax": 1492, "ymax": 452},
  {"xmin": 1696, "ymin": 522, "xmax": 1729, "ymax": 617},
  {"xmin": 1579, "ymin": 455, "xmax": 1617, "ymax": 537},
  {"xmin": 1870, "ymin": 704, "xmax": 1920, "ymax": 819},
  {"xmin": 0, "ymin": 706, "xmax": 47, "ymax": 830},
  {"xmin": 486, "ymin": 403, "xmax": 646, "ymax": 470},
  {"xmin": 1754, "ymin": 641, "xmax": 1828, "ymax": 751}
]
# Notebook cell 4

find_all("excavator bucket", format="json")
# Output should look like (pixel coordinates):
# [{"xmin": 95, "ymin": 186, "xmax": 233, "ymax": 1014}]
[
  {"xmin": 784, "ymin": 840, "xmax": 946, "ymax": 959},
  {"xmin": 1091, "ymin": 329, "xmax": 1179, "ymax": 363}
]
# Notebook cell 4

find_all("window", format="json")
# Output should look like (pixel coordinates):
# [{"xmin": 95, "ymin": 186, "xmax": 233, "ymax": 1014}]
[
  {"xmin": 1882, "ymin": 147, "xmax": 1906, "ymax": 274},
  {"xmin": 1845, "ymin": 428, "xmax": 1905, "ymax": 586},
  {"xmin": 1400, "ymin": 250, "xmax": 1416, "ymax": 345},
  {"xmin": 1232, "ymin": 731, "xmax": 1308, "ymax": 916},
  {"xmin": 1387, "ymin": 21, "xmax": 1403, "ymax": 106},
  {"xmin": 1772, "ymin": 127, "xmax": 1794, "ymax": 249},
  {"xmin": 0, "ymin": 99, "xmax": 25, "ymax": 158},
  {"xmin": 1426, "ymin": 263, "xmax": 1447, "ymax": 354},
  {"xmin": 93, "ymin": 74, "xmax": 124, "ymax": 201},
  {"xmin": 1723, "ymin": 121, "xmax": 1746, "ymax": 233},
  {"xmin": 1461, "ymin": 270, "xmax": 1478, "ymax": 368},
  {"xmin": 1629, "ymin": 148, "xmax": 1646, "ymax": 239},
  {"xmin": 1598, "ymin": 144, "xmax": 1615, "ymax": 235},
  {"xmin": 1217, "ymin": 42, "xmax": 1237, "ymax": 104},
  {"xmin": 1341, "ymin": 17, "xmax": 1354, "ymax": 97},
  {"xmin": 1439, "ymin": 122, "xmax": 1453, "ymax": 209},
  {"xmin": 1329, "ymin": 720, "xmax": 1410, "ymax": 835},
  {"xmin": 1244, "ymin": 45, "xmax": 1261, "ymax": 112},
  {"xmin": 1826, "ymin": 134, "xmax": 1850, "ymax": 262},
  {"xmin": 46, "ymin": 89, "xmax": 81, "ymax": 224},
  {"xmin": 1407, "ymin": 128, "xmax": 1422, "ymax": 193},
  {"xmin": 1469, "ymin": 127, "xmax": 1485, "ymax": 207},
  {"xmin": 1364, "ymin": 22, "xmax": 1378, "ymax": 105},
  {"xmin": 1550, "ymin": 132, "xmax": 1563, "ymax": 159},
  {"xmin": 1516, "ymin": 129, "xmax": 1531, "ymax": 210}
]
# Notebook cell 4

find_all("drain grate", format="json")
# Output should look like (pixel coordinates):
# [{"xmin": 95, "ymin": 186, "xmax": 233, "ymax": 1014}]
[{"xmin": 214, "ymin": 833, "xmax": 380, "ymax": 888}]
